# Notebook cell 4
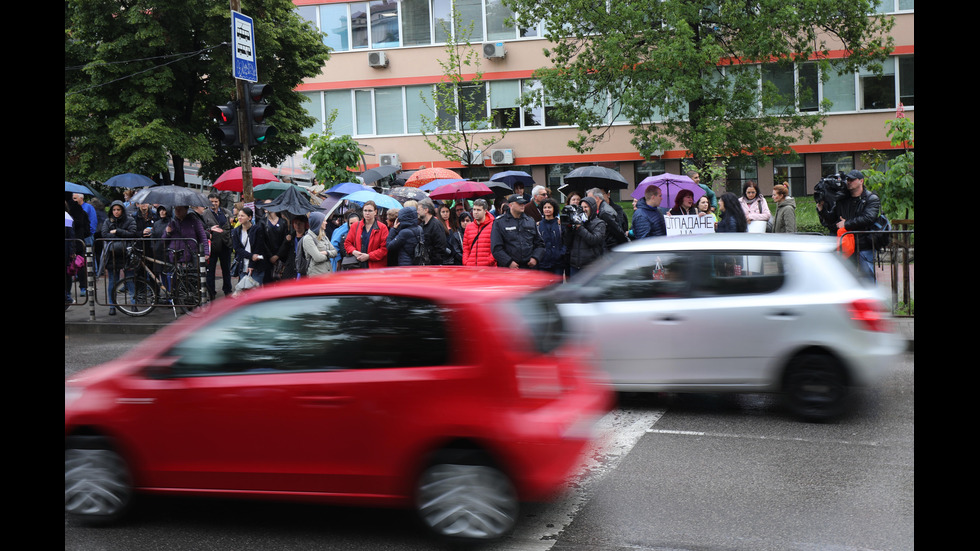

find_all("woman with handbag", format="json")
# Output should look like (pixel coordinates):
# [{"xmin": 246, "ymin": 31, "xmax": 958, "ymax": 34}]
[{"xmin": 231, "ymin": 207, "xmax": 267, "ymax": 287}]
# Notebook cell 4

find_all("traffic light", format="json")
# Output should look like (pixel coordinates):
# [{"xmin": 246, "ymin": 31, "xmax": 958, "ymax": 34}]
[
  {"xmin": 211, "ymin": 101, "xmax": 241, "ymax": 148},
  {"xmin": 245, "ymin": 83, "xmax": 276, "ymax": 147}
]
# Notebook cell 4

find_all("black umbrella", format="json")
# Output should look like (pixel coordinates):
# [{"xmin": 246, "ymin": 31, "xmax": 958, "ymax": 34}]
[
  {"xmin": 132, "ymin": 185, "xmax": 210, "ymax": 208},
  {"xmin": 359, "ymin": 165, "xmax": 401, "ymax": 185},
  {"xmin": 384, "ymin": 185, "xmax": 429, "ymax": 204},
  {"xmin": 563, "ymin": 165, "xmax": 628, "ymax": 191},
  {"xmin": 260, "ymin": 184, "xmax": 319, "ymax": 216},
  {"xmin": 489, "ymin": 170, "xmax": 534, "ymax": 189}
]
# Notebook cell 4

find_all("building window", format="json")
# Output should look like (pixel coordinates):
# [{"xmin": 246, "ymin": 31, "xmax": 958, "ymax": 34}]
[
  {"xmin": 772, "ymin": 156, "xmax": 806, "ymax": 197},
  {"xmin": 401, "ymin": 0, "xmax": 431, "ymax": 46},
  {"xmin": 726, "ymin": 161, "xmax": 758, "ymax": 194},
  {"xmin": 898, "ymin": 56, "xmax": 914, "ymax": 106},
  {"xmin": 859, "ymin": 57, "xmax": 896, "ymax": 111},
  {"xmin": 320, "ymin": 3, "xmax": 351, "ymax": 51},
  {"xmin": 821, "ymin": 153, "xmax": 853, "ymax": 178}
]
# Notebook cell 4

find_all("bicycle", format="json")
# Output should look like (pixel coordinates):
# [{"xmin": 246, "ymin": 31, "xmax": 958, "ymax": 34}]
[{"xmin": 111, "ymin": 245, "xmax": 209, "ymax": 317}]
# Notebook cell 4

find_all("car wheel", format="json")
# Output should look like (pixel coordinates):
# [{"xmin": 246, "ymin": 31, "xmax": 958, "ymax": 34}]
[
  {"xmin": 415, "ymin": 456, "xmax": 519, "ymax": 541},
  {"xmin": 65, "ymin": 444, "xmax": 133, "ymax": 524},
  {"xmin": 784, "ymin": 352, "xmax": 849, "ymax": 421}
]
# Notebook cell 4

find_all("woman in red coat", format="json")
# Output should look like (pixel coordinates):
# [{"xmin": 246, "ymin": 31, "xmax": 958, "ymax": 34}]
[{"xmin": 344, "ymin": 201, "xmax": 389, "ymax": 269}]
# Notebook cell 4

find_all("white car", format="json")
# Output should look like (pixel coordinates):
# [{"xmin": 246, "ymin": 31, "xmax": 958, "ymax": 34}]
[{"xmin": 553, "ymin": 233, "xmax": 905, "ymax": 421}]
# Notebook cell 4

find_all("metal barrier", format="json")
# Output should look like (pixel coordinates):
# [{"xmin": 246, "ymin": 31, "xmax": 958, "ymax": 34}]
[
  {"xmin": 66, "ymin": 238, "xmax": 208, "ymax": 318},
  {"xmin": 836, "ymin": 222, "xmax": 914, "ymax": 317}
]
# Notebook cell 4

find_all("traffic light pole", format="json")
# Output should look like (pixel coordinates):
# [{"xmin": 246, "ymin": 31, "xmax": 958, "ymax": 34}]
[{"xmin": 236, "ymin": 78, "xmax": 255, "ymax": 204}]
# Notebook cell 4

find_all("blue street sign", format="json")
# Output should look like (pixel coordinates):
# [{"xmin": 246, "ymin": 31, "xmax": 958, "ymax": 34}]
[{"xmin": 232, "ymin": 11, "xmax": 257, "ymax": 82}]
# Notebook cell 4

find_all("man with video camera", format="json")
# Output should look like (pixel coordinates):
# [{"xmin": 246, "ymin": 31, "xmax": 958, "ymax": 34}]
[{"xmin": 816, "ymin": 169, "xmax": 881, "ymax": 281}]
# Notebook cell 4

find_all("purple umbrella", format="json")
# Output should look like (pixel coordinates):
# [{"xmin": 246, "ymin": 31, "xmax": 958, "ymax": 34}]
[{"xmin": 631, "ymin": 173, "xmax": 705, "ymax": 208}]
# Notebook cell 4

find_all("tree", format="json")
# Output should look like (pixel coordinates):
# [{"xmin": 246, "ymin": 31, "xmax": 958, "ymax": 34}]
[
  {"xmin": 303, "ymin": 111, "xmax": 365, "ymax": 187},
  {"xmin": 506, "ymin": 0, "xmax": 894, "ymax": 179},
  {"xmin": 862, "ymin": 107, "xmax": 913, "ymax": 220},
  {"xmin": 419, "ymin": 1, "xmax": 513, "ymax": 165},
  {"xmin": 65, "ymin": 0, "xmax": 329, "ymax": 185}
]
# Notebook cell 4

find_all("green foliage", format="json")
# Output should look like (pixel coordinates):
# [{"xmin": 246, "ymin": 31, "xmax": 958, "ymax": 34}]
[
  {"xmin": 419, "ymin": 1, "xmax": 511, "ymax": 162},
  {"xmin": 65, "ymin": 0, "xmax": 329, "ymax": 185},
  {"xmin": 303, "ymin": 111, "xmax": 364, "ymax": 187},
  {"xmin": 505, "ymin": 0, "xmax": 895, "ymax": 175},
  {"xmin": 863, "ymin": 116, "xmax": 914, "ymax": 221}
]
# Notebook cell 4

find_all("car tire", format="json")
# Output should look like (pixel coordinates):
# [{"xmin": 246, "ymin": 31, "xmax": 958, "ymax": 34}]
[
  {"xmin": 65, "ymin": 439, "xmax": 133, "ymax": 524},
  {"xmin": 415, "ymin": 451, "xmax": 519, "ymax": 541},
  {"xmin": 783, "ymin": 352, "xmax": 849, "ymax": 422}
]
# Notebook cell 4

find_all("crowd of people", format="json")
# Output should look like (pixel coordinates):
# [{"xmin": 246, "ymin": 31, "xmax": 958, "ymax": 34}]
[{"xmin": 69, "ymin": 169, "xmax": 888, "ymax": 311}]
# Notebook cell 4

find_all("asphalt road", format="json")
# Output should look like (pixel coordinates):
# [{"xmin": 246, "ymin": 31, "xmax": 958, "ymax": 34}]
[{"xmin": 65, "ymin": 334, "xmax": 913, "ymax": 551}]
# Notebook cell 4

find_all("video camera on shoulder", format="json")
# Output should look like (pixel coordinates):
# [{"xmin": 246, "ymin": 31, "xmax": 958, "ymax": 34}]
[
  {"xmin": 814, "ymin": 171, "xmax": 847, "ymax": 211},
  {"xmin": 560, "ymin": 204, "xmax": 588, "ymax": 226}
]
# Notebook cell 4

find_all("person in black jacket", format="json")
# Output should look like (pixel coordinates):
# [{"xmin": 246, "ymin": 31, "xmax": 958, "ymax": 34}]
[
  {"xmin": 101, "ymin": 200, "xmax": 138, "ymax": 315},
  {"xmin": 817, "ymin": 169, "xmax": 881, "ymax": 280},
  {"xmin": 386, "ymin": 207, "xmax": 424, "ymax": 266},
  {"xmin": 490, "ymin": 194, "xmax": 545, "ymax": 269},
  {"xmin": 564, "ymin": 197, "xmax": 606, "ymax": 277},
  {"xmin": 417, "ymin": 200, "xmax": 448, "ymax": 266},
  {"xmin": 587, "ymin": 188, "xmax": 629, "ymax": 250}
]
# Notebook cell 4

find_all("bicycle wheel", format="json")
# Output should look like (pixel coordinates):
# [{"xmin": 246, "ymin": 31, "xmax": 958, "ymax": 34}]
[
  {"xmin": 112, "ymin": 276, "xmax": 157, "ymax": 317},
  {"xmin": 173, "ymin": 274, "xmax": 203, "ymax": 315}
]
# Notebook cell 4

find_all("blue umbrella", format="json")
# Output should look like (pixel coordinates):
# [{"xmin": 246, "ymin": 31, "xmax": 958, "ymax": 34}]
[
  {"xmin": 342, "ymin": 190, "xmax": 402, "ymax": 210},
  {"xmin": 420, "ymin": 178, "xmax": 464, "ymax": 192},
  {"xmin": 104, "ymin": 173, "xmax": 155, "ymax": 188},
  {"xmin": 65, "ymin": 181, "xmax": 93, "ymax": 194},
  {"xmin": 327, "ymin": 182, "xmax": 371, "ymax": 196}
]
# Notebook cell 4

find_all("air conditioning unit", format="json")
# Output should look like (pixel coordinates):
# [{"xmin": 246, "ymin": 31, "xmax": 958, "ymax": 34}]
[
  {"xmin": 379, "ymin": 153, "xmax": 399, "ymax": 167},
  {"xmin": 368, "ymin": 51, "xmax": 389, "ymax": 68},
  {"xmin": 483, "ymin": 42, "xmax": 505, "ymax": 59},
  {"xmin": 461, "ymin": 150, "xmax": 484, "ymax": 165},
  {"xmin": 490, "ymin": 149, "xmax": 514, "ymax": 165}
]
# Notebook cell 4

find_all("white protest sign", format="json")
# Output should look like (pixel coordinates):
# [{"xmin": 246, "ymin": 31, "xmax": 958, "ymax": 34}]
[{"xmin": 664, "ymin": 214, "xmax": 715, "ymax": 236}]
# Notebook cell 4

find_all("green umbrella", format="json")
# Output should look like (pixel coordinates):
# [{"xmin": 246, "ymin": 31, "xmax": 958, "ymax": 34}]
[{"xmin": 253, "ymin": 181, "xmax": 311, "ymax": 201}]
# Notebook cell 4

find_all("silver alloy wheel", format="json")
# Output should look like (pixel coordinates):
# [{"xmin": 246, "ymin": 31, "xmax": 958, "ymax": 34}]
[
  {"xmin": 65, "ymin": 448, "xmax": 132, "ymax": 521},
  {"xmin": 416, "ymin": 463, "xmax": 519, "ymax": 540}
]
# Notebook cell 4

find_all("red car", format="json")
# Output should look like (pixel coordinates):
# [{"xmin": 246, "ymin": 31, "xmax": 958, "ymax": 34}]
[{"xmin": 65, "ymin": 267, "xmax": 611, "ymax": 541}]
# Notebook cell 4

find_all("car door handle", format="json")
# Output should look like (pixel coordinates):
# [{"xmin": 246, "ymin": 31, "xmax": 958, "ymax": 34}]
[
  {"xmin": 767, "ymin": 311, "xmax": 799, "ymax": 320},
  {"xmin": 296, "ymin": 395, "xmax": 353, "ymax": 407},
  {"xmin": 653, "ymin": 314, "xmax": 683, "ymax": 324}
]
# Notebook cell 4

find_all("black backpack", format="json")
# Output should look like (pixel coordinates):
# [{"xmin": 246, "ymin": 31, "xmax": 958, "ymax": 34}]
[
  {"xmin": 412, "ymin": 227, "xmax": 430, "ymax": 266},
  {"xmin": 871, "ymin": 214, "xmax": 892, "ymax": 250}
]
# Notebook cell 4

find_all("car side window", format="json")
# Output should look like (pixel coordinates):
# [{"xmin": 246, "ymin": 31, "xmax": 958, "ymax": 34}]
[
  {"xmin": 584, "ymin": 252, "xmax": 692, "ymax": 301},
  {"xmin": 694, "ymin": 252, "xmax": 786, "ymax": 296},
  {"xmin": 162, "ymin": 295, "xmax": 450, "ymax": 377}
]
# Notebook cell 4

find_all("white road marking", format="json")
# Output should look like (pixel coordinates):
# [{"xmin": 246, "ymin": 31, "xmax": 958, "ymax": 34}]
[
  {"xmin": 646, "ymin": 428, "xmax": 887, "ymax": 448},
  {"xmin": 490, "ymin": 408, "xmax": 666, "ymax": 550}
]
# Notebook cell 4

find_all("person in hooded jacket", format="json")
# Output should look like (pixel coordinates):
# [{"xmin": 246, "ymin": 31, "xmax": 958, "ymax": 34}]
[
  {"xmin": 302, "ymin": 211, "xmax": 338, "ymax": 276},
  {"xmin": 101, "ymin": 200, "xmax": 138, "ymax": 315},
  {"xmin": 564, "ymin": 196, "xmax": 606, "ymax": 277},
  {"xmin": 386, "ymin": 206, "xmax": 424, "ymax": 266},
  {"xmin": 770, "ymin": 184, "xmax": 797, "ymax": 233}
]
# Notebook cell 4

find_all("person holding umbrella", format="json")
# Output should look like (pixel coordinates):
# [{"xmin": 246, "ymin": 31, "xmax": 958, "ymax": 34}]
[{"xmin": 564, "ymin": 197, "xmax": 606, "ymax": 276}]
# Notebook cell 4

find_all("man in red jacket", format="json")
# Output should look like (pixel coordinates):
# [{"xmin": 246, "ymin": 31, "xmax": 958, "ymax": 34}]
[{"xmin": 462, "ymin": 199, "xmax": 496, "ymax": 267}]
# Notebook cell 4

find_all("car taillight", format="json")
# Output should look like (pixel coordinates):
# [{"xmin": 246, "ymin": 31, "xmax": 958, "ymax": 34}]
[
  {"xmin": 516, "ymin": 363, "xmax": 563, "ymax": 399},
  {"xmin": 848, "ymin": 299, "xmax": 891, "ymax": 332}
]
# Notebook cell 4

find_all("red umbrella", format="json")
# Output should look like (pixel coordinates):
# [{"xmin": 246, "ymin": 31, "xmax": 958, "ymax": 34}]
[
  {"xmin": 428, "ymin": 181, "xmax": 492, "ymax": 201},
  {"xmin": 404, "ymin": 167, "xmax": 462, "ymax": 188},
  {"xmin": 213, "ymin": 167, "xmax": 280, "ymax": 191}
]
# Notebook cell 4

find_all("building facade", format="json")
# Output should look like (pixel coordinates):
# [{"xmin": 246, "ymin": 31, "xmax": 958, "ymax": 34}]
[{"xmin": 290, "ymin": 0, "xmax": 914, "ymax": 198}]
